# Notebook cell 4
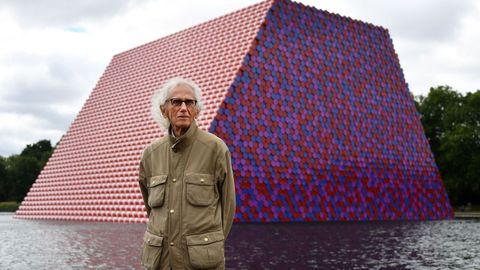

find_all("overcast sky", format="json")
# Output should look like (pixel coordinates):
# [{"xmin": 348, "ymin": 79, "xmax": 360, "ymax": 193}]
[{"xmin": 0, "ymin": 0, "xmax": 479, "ymax": 156}]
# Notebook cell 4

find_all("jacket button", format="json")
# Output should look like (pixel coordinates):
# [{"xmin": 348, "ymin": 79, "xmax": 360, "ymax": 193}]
[
  {"xmin": 147, "ymin": 239, "xmax": 151, "ymax": 243},
  {"xmin": 204, "ymin": 237, "xmax": 209, "ymax": 242},
  {"xmin": 170, "ymin": 242, "xmax": 174, "ymax": 246},
  {"xmin": 172, "ymin": 178, "xmax": 176, "ymax": 182},
  {"xmin": 170, "ymin": 209, "xmax": 174, "ymax": 213},
  {"xmin": 152, "ymin": 181, "xmax": 156, "ymax": 184},
  {"xmin": 200, "ymin": 178, "xmax": 204, "ymax": 183}
]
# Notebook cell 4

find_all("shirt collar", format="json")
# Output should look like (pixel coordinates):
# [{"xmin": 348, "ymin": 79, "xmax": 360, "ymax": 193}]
[{"xmin": 168, "ymin": 121, "xmax": 198, "ymax": 151}]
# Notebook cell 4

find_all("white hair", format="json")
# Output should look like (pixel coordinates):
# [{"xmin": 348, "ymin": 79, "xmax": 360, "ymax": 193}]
[{"xmin": 151, "ymin": 77, "xmax": 204, "ymax": 131}]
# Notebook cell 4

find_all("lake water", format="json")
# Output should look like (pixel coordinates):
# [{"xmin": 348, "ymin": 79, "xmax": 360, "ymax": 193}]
[{"xmin": 1, "ymin": 213, "xmax": 479, "ymax": 269}]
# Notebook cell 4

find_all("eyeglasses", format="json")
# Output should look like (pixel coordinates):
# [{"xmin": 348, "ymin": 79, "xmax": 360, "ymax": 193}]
[{"xmin": 167, "ymin": 98, "xmax": 197, "ymax": 108}]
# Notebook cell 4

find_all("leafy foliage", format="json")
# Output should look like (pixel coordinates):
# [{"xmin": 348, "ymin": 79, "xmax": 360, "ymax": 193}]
[
  {"xmin": 0, "ymin": 157, "xmax": 8, "ymax": 202},
  {"xmin": 0, "ymin": 140, "xmax": 54, "ymax": 203},
  {"xmin": 415, "ymin": 86, "xmax": 480, "ymax": 206},
  {"xmin": 0, "ymin": 201, "xmax": 19, "ymax": 212}
]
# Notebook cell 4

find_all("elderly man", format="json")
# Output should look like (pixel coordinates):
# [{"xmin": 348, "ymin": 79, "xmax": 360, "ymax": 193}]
[{"xmin": 138, "ymin": 77, "xmax": 236, "ymax": 270}]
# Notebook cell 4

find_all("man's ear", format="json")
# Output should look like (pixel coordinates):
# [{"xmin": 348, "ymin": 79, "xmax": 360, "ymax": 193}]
[{"xmin": 160, "ymin": 105, "xmax": 168, "ymax": 118}]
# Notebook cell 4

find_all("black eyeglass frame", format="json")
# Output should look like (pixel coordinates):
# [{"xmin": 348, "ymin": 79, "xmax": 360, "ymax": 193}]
[{"xmin": 166, "ymin": 98, "xmax": 198, "ymax": 108}]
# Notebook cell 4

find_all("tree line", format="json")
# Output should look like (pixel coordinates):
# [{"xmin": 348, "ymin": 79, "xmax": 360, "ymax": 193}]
[
  {"xmin": 0, "ymin": 140, "xmax": 53, "ymax": 203},
  {"xmin": 414, "ymin": 86, "xmax": 479, "ymax": 207},
  {"xmin": 0, "ymin": 86, "xmax": 478, "ymax": 208}
]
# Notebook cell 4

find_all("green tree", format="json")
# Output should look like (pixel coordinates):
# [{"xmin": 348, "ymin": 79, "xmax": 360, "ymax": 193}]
[
  {"xmin": 416, "ymin": 86, "xmax": 480, "ymax": 206},
  {"xmin": 21, "ymin": 139, "xmax": 53, "ymax": 168},
  {"xmin": 0, "ymin": 157, "xmax": 8, "ymax": 201},
  {"xmin": 415, "ymin": 86, "xmax": 462, "ymax": 154},
  {"xmin": 1, "ymin": 139, "xmax": 54, "ymax": 203},
  {"xmin": 439, "ymin": 125, "xmax": 480, "ymax": 205},
  {"xmin": 5, "ymin": 155, "xmax": 41, "ymax": 202}
]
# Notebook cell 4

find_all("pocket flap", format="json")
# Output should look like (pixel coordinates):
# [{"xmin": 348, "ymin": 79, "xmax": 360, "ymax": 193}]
[
  {"xmin": 185, "ymin": 173, "xmax": 214, "ymax": 186},
  {"xmin": 186, "ymin": 230, "xmax": 224, "ymax": 246},
  {"xmin": 147, "ymin": 175, "xmax": 167, "ymax": 187},
  {"xmin": 144, "ymin": 231, "xmax": 164, "ymax": 247}
]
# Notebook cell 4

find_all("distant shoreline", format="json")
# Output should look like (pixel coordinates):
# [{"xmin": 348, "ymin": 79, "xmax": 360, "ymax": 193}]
[
  {"xmin": 0, "ymin": 201, "xmax": 19, "ymax": 212},
  {"xmin": 454, "ymin": 212, "xmax": 480, "ymax": 219}
]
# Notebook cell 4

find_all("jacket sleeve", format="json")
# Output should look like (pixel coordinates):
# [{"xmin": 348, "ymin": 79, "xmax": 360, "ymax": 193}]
[
  {"xmin": 217, "ymin": 150, "xmax": 236, "ymax": 239},
  {"xmin": 138, "ymin": 152, "xmax": 151, "ymax": 216}
]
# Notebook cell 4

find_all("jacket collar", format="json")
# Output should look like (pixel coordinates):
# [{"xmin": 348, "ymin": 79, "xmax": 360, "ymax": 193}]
[{"xmin": 168, "ymin": 121, "xmax": 197, "ymax": 152}]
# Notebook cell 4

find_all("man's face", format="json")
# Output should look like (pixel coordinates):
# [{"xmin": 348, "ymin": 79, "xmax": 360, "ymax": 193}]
[{"xmin": 161, "ymin": 84, "xmax": 199, "ymax": 136}]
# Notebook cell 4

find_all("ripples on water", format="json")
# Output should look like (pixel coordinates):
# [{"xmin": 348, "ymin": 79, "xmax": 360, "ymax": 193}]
[{"xmin": 1, "ymin": 213, "xmax": 479, "ymax": 269}]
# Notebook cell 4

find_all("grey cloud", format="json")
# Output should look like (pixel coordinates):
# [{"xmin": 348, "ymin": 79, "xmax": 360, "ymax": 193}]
[
  {"xmin": 0, "ymin": 52, "xmax": 99, "ymax": 156},
  {"xmin": 348, "ymin": 0, "xmax": 476, "ymax": 42},
  {"xmin": 0, "ymin": 138, "xmax": 29, "ymax": 158},
  {"xmin": 1, "ymin": 100, "xmax": 76, "ymax": 131},
  {"xmin": 445, "ymin": 63, "xmax": 480, "ymax": 93},
  {"xmin": 2, "ymin": 53, "xmax": 94, "ymax": 103},
  {"xmin": 0, "ymin": 0, "xmax": 148, "ymax": 27},
  {"xmin": 0, "ymin": 117, "xmax": 64, "ymax": 156},
  {"xmin": 0, "ymin": 52, "xmax": 100, "ymax": 133}
]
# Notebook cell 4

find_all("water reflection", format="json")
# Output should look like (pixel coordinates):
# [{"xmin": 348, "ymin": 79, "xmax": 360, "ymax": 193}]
[
  {"xmin": 0, "ymin": 214, "xmax": 144, "ymax": 269},
  {"xmin": 1, "ymin": 213, "xmax": 479, "ymax": 269},
  {"xmin": 226, "ymin": 221, "xmax": 480, "ymax": 269}
]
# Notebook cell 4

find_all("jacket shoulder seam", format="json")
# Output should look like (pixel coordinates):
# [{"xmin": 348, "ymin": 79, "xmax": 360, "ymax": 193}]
[
  {"xmin": 195, "ymin": 130, "xmax": 228, "ymax": 153},
  {"xmin": 143, "ymin": 137, "xmax": 168, "ymax": 158}
]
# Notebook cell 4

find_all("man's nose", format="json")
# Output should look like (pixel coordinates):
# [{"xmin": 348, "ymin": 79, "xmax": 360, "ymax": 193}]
[{"xmin": 179, "ymin": 102, "xmax": 188, "ymax": 111}]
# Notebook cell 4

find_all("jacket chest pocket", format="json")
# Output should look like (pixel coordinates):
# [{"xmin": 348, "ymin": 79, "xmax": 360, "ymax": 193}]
[
  {"xmin": 147, "ymin": 175, "xmax": 167, "ymax": 208},
  {"xmin": 185, "ymin": 174, "xmax": 216, "ymax": 206}
]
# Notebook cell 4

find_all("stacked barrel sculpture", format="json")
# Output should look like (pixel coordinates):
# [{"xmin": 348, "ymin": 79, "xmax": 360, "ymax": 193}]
[{"xmin": 15, "ymin": 0, "xmax": 453, "ymax": 223}]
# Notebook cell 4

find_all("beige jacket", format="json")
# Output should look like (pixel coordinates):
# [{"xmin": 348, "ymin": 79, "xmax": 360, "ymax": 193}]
[{"xmin": 138, "ymin": 122, "xmax": 236, "ymax": 270}]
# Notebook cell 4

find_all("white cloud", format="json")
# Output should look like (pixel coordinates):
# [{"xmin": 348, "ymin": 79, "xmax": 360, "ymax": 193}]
[
  {"xmin": 0, "ymin": 112, "xmax": 63, "ymax": 155},
  {"xmin": 0, "ymin": 0, "xmax": 260, "ymax": 156},
  {"xmin": 326, "ymin": 0, "xmax": 474, "ymax": 41},
  {"xmin": 0, "ymin": 0, "xmax": 479, "ymax": 156},
  {"xmin": 392, "ymin": 1, "xmax": 480, "ymax": 94},
  {"xmin": 0, "ymin": 0, "xmax": 138, "ymax": 27}
]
